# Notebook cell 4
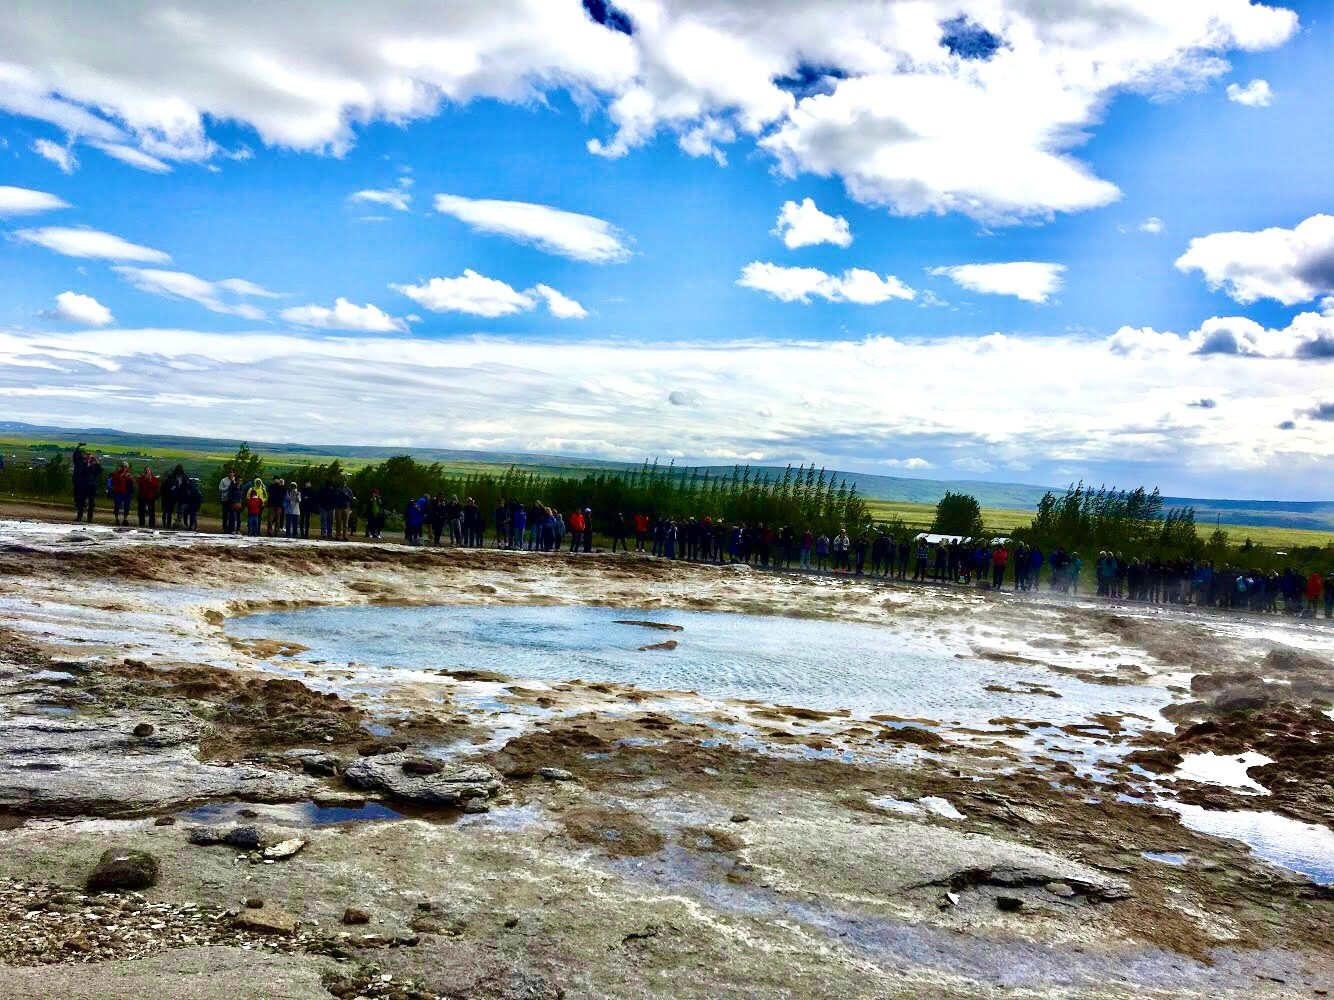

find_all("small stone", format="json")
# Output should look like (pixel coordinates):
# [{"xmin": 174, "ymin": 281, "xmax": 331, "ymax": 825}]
[
  {"xmin": 729, "ymin": 814, "xmax": 750, "ymax": 824},
  {"xmin": 1045, "ymin": 882, "xmax": 1076, "ymax": 898},
  {"xmin": 503, "ymin": 916, "xmax": 519, "ymax": 929},
  {"xmin": 132, "ymin": 723, "xmax": 155, "ymax": 738},
  {"xmin": 153, "ymin": 817, "xmax": 176, "ymax": 827},
  {"xmin": 87, "ymin": 848, "xmax": 159, "ymax": 892},
  {"xmin": 238, "ymin": 808, "xmax": 259, "ymax": 819},
  {"xmin": 416, "ymin": 901, "xmax": 433, "ymax": 912},
  {"xmin": 463, "ymin": 799, "xmax": 490, "ymax": 814},
  {"xmin": 187, "ymin": 826, "xmax": 224, "ymax": 846},
  {"xmin": 996, "ymin": 896, "xmax": 1023, "ymax": 912},
  {"xmin": 245, "ymin": 898, "xmax": 264, "ymax": 909},
  {"xmin": 342, "ymin": 908, "xmax": 371, "ymax": 925},
  {"xmin": 394, "ymin": 935, "xmax": 420, "ymax": 948},
  {"xmin": 232, "ymin": 907, "xmax": 297, "ymax": 935},
  {"xmin": 262, "ymin": 838, "xmax": 306, "ymax": 860},
  {"xmin": 538, "ymin": 767, "xmax": 573, "ymax": 782}
]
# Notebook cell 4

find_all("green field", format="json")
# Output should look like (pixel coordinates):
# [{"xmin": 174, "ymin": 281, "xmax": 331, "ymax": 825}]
[{"xmin": 864, "ymin": 498, "xmax": 1334, "ymax": 551}]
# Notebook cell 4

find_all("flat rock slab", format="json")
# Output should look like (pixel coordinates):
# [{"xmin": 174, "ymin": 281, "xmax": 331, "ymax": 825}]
[
  {"xmin": 0, "ymin": 715, "xmax": 318, "ymax": 816},
  {"xmin": 0, "ymin": 945, "xmax": 331, "ymax": 999},
  {"xmin": 342, "ymin": 753, "xmax": 502, "ymax": 807},
  {"xmin": 233, "ymin": 907, "xmax": 298, "ymax": 935}
]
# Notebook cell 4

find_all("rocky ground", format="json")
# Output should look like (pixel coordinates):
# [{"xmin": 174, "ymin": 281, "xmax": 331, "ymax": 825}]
[{"xmin": 0, "ymin": 520, "xmax": 1331, "ymax": 999}]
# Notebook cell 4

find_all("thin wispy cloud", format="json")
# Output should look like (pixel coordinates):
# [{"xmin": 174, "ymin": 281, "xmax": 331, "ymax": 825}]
[{"xmin": 434, "ymin": 195, "xmax": 631, "ymax": 263}]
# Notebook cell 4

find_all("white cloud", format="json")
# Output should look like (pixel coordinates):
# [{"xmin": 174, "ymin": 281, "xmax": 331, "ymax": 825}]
[
  {"xmin": 772, "ymin": 198, "xmax": 851, "ymax": 249},
  {"xmin": 114, "ymin": 266, "xmax": 277, "ymax": 318},
  {"xmin": 931, "ymin": 262, "xmax": 1066, "ymax": 303},
  {"xmin": 394, "ymin": 272, "xmax": 586, "ymax": 319},
  {"xmin": 31, "ymin": 138, "xmax": 76, "ymax": 174},
  {"xmin": 883, "ymin": 457, "xmax": 934, "ymax": 470},
  {"xmin": 281, "ymin": 298, "xmax": 407, "ymax": 333},
  {"xmin": 3, "ymin": 322, "xmax": 1331, "ymax": 494},
  {"xmin": 394, "ymin": 271, "xmax": 536, "ymax": 318},
  {"xmin": 1226, "ymin": 79, "xmax": 1273, "ymax": 107},
  {"xmin": 0, "ymin": 3, "xmax": 1295, "ymax": 224},
  {"xmin": 1175, "ymin": 214, "xmax": 1334, "ymax": 306},
  {"xmin": 350, "ymin": 177, "xmax": 412, "ymax": 212},
  {"xmin": 1139, "ymin": 217, "xmax": 1165, "ymax": 234},
  {"xmin": 738, "ymin": 262, "xmax": 914, "ymax": 304},
  {"xmin": 1106, "ymin": 298, "xmax": 1334, "ymax": 360},
  {"xmin": 0, "ymin": 186, "xmax": 69, "ymax": 216},
  {"xmin": 952, "ymin": 457, "xmax": 994, "ymax": 474},
  {"xmin": 45, "ymin": 291, "xmax": 114, "ymax": 327},
  {"xmin": 91, "ymin": 142, "xmax": 172, "ymax": 173},
  {"xmin": 533, "ymin": 284, "xmax": 588, "ymax": 320},
  {"xmin": 433, "ymin": 194, "xmax": 631, "ymax": 263},
  {"xmin": 14, "ymin": 226, "xmax": 170, "ymax": 263}
]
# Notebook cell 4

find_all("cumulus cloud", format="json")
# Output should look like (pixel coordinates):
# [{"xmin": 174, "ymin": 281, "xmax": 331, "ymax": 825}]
[
  {"xmin": 0, "ymin": 3, "xmax": 1299, "ymax": 224},
  {"xmin": 3, "ymin": 324, "xmax": 1330, "ymax": 493},
  {"xmin": 772, "ymin": 197, "xmax": 851, "ymax": 249},
  {"xmin": 930, "ymin": 262, "xmax": 1065, "ymax": 303},
  {"xmin": 434, "ymin": 194, "xmax": 630, "ymax": 263},
  {"xmin": 280, "ymin": 298, "xmax": 407, "ymax": 333},
  {"xmin": 1226, "ymin": 79, "xmax": 1273, "ymax": 107},
  {"xmin": 1106, "ymin": 298, "xmax": 1334, "ymax": 360},
  {"xmin": 533, "ymin": 284, "xmax": 588, "ymax": 320},
  {"xmin": 31, "ymin": 138, "xmax": 76, "ymax": 173},
  {"xmin": 1139, "ymin": 217, "xmax": 1165, "ymax": 234},
  {"xmin": 393, "ymin": 271, "xmax": 583, "ymax": 319},
  {"xmin": 114, "ymin": 267, "xmax": 278, "ymax": 318},
  {"xmin": 737, "ymin": 262, "xmax": 914, "ymax": 304},
  {"xmin": 43, "ymin": 291, "xmax": 114, "ymax": 327},
  {"xmin": 884, "ymin": 457, "xmax": 934, "ymax": 470},
  {"xmin": 14, "ymin": 226, "xmax": 170, "ymax": 263},
  {"xmin": 0, "ymin": 186, "xmax": 69, "ymax": 216},
  {"xmin": 1175, "ymin": 214, "xmax": 1334, "ymax": 306}
]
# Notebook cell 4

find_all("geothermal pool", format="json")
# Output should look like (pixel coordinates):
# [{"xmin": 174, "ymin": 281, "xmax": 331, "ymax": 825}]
[{"xmin": 227, "ymin": 603, "xmax": 1171, "ymax": 729}]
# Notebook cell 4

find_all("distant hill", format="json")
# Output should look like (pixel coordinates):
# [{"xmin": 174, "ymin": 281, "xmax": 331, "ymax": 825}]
[{"xmin": 3, "ymin": 420, "xmax": 1332, "ymax": 532}]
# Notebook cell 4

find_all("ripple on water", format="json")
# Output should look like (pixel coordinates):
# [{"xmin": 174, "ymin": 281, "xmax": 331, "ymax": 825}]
[{"xmin": 227, "ymin": 604, "xmax": 1172, "ymax": 731}]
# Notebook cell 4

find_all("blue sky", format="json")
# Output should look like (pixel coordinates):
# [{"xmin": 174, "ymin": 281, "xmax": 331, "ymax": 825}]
[{"xmin": 0, "ymin": 1, "xmax": 1331, "ymax": 499}]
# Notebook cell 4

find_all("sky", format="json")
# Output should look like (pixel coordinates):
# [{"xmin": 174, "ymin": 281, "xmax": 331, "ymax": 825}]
[{"xmin": 0, "ymin": 0, "xmax": 1331, "ymax": 500}]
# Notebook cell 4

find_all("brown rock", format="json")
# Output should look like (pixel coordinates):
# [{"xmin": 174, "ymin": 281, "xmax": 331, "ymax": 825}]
[
  {"xmin": 233, "ymin": 907, "xmax": 297, "ymax": 934},
  {"xmin": 342, "ymin": 907, "xmax": 371, "ymax": 925}
]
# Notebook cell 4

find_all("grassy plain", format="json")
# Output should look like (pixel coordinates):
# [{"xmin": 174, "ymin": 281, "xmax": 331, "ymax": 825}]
[{"xmin": 863, "ymin": 498, "xmax": 1334, "ymax": 551}]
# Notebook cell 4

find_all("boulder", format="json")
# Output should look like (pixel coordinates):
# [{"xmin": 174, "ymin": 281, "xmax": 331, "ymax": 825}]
[
  {"xmin": 233, "ymin": 907, "xmax": 297, "ymax": 935},
  {"xmin": 538, "ymin": 767, "xmax": 573, "ymax": 782},
  {"xmin": 342, "ymin": 907, "xmax": 371, "ymax": 925},
  {"xmin": 343, "ymin": 753, "xmax": 503, "ymax": 807},
  {"xmin": 87, "ymin": 848, "xmax": 159, "ymax": 892}
]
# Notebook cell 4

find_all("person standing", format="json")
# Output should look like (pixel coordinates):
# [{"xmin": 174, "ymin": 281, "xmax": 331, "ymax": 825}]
[
  {"xmin": 109, "ymin": 461, "xmax": 134, "ymax": 526},
  {"xmin": 135, "ymin": 466, "xmax": 159, "ymax": 528},
  {"xmin": 366, "ymin": 489, "xmax": 385, "ymax": 539},
  {"xmin": 334, "ymin": 480, "xmax": 354, "ymax": 541},
  {"xmin": 265, "ymin": 476, "xmax": 285, "ymax": 537},
  {"xmin": 800, "ymin": 528, "xmax": 813, "ymax": 570},
  {"xmin": 244, "ymin": 478, "xmax": 266, "ymax": 536},
  {"xmin": 284, "ymin": 482, "xmax": 302, "ymax": 538},
  {"xmin": 913, "ymin": 538, "xmax": 930, "ymax": 581},
  {"xmin": 992, "ymin": 543, "xmax": 1009, "ymax": 589}
]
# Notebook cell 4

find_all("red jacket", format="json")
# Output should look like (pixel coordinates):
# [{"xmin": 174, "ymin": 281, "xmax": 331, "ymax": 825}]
[
  {"xmin": 993, "ymin": 547, "xmax": 1009, "ymax": 567},
  {"xmin": 110, "ymin": 469, "xmax": 134, "ymax": 496},
  {"xmin": 1309, "ymin": 573, "xmax": 1324, "ymax": 600},
  {"xmin": 137, "ymin": 472, "xmax": 159, "ymax": 501},
  {"xmin": 569, "ymin": 512, "xmax": 586, "ymax": 533},
  {"xmin": 634, "ymin": 514, "xmax": 649, "ymax": 533}
]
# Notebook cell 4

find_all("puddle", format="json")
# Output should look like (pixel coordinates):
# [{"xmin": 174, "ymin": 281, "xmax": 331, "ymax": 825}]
[
  {"xmin": 1164, "ymin": 803, "xmax": 1334, "ymax": 885},
  {"xmin": 1173, "ymin": 752, "xmax": 1272, "ymax": 795},
  {"xmin": 177, "ymin": 799, "xmax": 403, "ymax": 827},
  {"xmin": 227, "ymin": 604, "xmax": 1172, "ymax": 731},
  {"xmin": 1141, "ymin": 851, "xmax": 1189, "ymax": 866}
]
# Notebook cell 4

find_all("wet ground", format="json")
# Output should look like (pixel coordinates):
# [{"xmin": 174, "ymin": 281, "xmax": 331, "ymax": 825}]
[{"xmin": 0, "ymin": 519, "xmax": 1332, "ymax": 999}]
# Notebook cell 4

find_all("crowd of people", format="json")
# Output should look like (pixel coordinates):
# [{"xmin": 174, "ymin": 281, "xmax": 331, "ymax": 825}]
[{"xmin": 65, "ymin": 448, "xmax": 1334, "ymax": 620}]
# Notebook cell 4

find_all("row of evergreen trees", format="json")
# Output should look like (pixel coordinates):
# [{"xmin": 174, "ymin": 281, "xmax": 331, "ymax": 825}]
[
  {"xmin": 1021, "ymin": 483, "xmax": 1200, "ymax": 555},
  {"xmin": 245, "ymin": 451, "xmax": 872, "ymax": 534}
]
